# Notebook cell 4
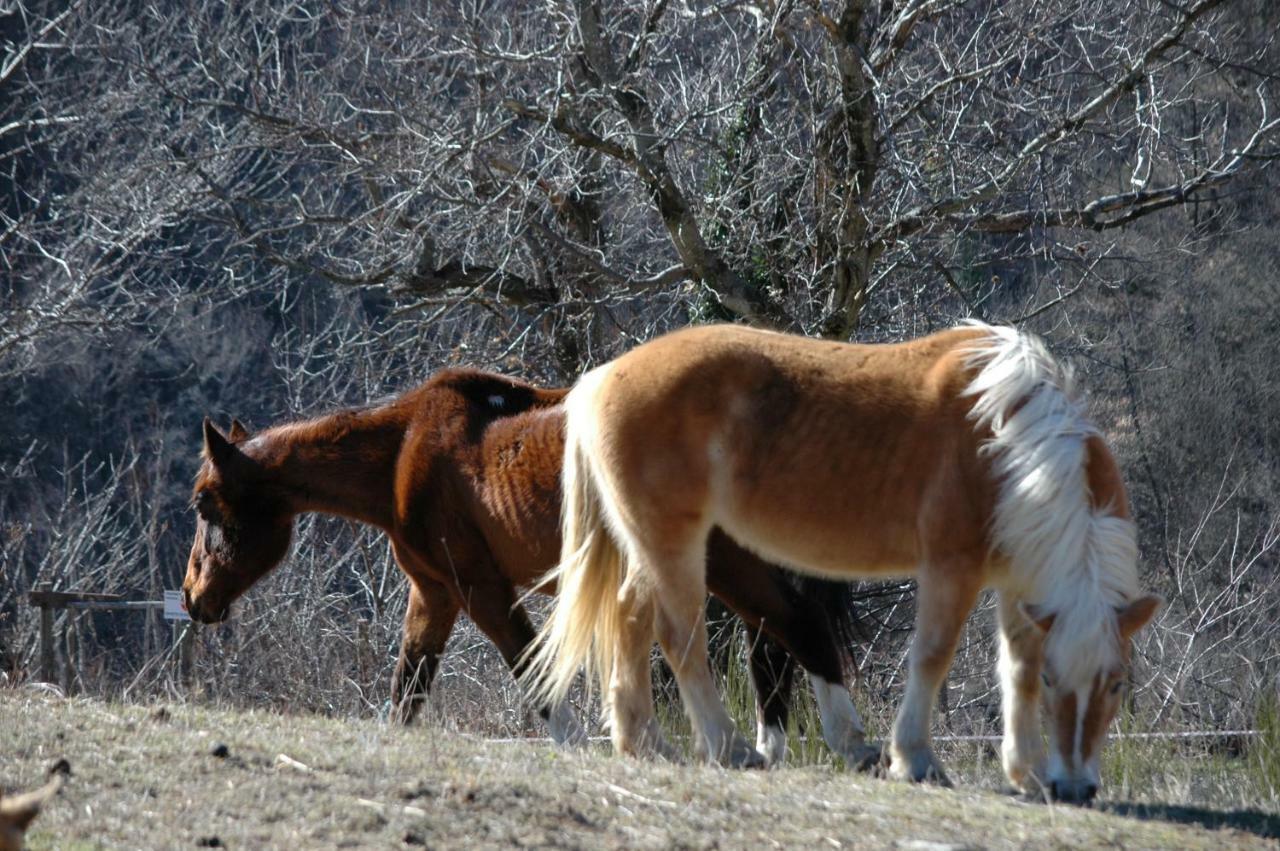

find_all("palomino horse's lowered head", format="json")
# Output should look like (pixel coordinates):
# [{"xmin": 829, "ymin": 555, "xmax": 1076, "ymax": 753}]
[
  {"xmin": 1024, "ymin": 595, "xmax": 1161, "ymax": 804},
  {"xmin": 183, "ymin": 418, "xmax": 293, "ymax": 624}
]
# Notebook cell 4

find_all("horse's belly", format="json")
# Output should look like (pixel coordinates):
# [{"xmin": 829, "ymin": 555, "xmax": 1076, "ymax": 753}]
[{"xmin": 717, "ymin": 498, "xmax": 919, "ymax": 579}]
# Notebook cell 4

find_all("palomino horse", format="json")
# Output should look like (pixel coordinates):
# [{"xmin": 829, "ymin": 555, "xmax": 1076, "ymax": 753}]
[
  {"xmin": 527, "ymin": 323, "xmax": 1161, "ymax": 803},
  {"xmin": 181, "ymin": 369, "xmax": 869, "ymax": 764}
]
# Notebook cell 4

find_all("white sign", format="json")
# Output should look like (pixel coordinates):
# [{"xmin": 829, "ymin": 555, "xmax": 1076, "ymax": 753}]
[{"xmin": 163, "ymin": 590, "xmax": 191, "ymax": 622}]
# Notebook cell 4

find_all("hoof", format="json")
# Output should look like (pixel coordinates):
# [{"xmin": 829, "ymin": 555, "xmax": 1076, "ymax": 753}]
[
  {"xmin": 1002, "ymin": 755, "xmax": 1049, "ymax": 798},
  {"xmin": 643, "ymin": 718, "xmax": 681, "ymax": 762},
  {"xmin": 617, "ymin": 717, "xmax": 680, "ymax": 762},
  {"xmin": 547, "ymin": 701, "xmax": 588, "ymax": 749},
  {"xmin": 756, "ymin": 724, "xmax": 788, "ymax": 767},
  {"xmin": 1006, "ymin": 769, "xmax": 1049, "ymax": 800},
  {"xmin": 650, "ymin": 734, "xmax": 681, "ymax": 762},
  {"xmin": 845, "ymin": 741, "xmax": 887, "ymax": 774},
  {"xmin": 389, "ymin": 697, "xmax": 422, "ymax": 726},
  {"xmin": 702, "ymin": 733, "xmax": 766, "ymax": 769},
  {"xmin": 888, "ymin": 746, "xmax": 952, "ymax": 787},
  {"xmin": 729, "ymin": 739, "xmax": 768, "ymax": 769}
]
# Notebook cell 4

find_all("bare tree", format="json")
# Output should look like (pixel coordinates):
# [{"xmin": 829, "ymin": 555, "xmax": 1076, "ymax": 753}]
[{"xmin": 4, "ymin": 0, "xmax": 1275, "ymax": 364}]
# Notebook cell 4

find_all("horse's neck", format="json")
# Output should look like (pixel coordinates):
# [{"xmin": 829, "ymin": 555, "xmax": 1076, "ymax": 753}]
[{"xmin": 248, "ymin": 409, "xmax": 404, "ymax": 530}]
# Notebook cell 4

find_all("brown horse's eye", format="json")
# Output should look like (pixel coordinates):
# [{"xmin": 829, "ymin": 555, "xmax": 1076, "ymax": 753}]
[
  {"xmin": 1110, "ymin": 680, "xmax": 1125, "ymax": 696},
  {"xmin": 195, "ymin": 492, "xmax": 221, "ymax": 523}
]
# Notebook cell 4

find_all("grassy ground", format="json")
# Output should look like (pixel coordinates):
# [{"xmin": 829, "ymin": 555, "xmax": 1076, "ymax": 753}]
[{"xmin": 2, "ymin": 691, "xmax": 1277, "ymax": 849}]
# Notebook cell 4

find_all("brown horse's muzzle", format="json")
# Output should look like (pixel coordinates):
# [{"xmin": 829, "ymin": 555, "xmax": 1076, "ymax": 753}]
[{"xmin": 183, "ymin": 586, "xmax": 230, "ymax": 624}]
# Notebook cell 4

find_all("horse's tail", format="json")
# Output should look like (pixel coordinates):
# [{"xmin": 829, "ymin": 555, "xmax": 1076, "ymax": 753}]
[
  {"xmin": 523, "ymin": 366, "xmax": 628, "ymax": 709},
  {"xmin": 794, "ymin": 575, "xmax": 865, "ymax": 665},
  {"xmin": 961, "ymin": 323, "xmax": 1139, "ymax": 679}
]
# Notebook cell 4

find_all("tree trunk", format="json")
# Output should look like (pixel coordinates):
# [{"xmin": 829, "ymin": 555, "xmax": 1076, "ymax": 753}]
[{"xmin": 815, "ymin": 0, "xmax": 881, "ymax": 339}]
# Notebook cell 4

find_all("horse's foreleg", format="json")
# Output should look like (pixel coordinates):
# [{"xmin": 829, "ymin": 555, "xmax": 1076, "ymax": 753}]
[
  {"xmin": 461, "ymin": 580, "xmax": 587, "ymax": 748},
  {"xmin": 745, "ymin": 626, "xmax": 794, "ymax": 766},
  {"xmin": 889, "ymin": 564, "xmax": 982, "ymax": 786},
  {"xmin": 651, "ymin": 548, "xmax": 764, "ymax": 769},
  {"xmin": 392, "ymin": 578, "xmax": 460, "ymax": 725},
  {"xmin": 997, "ymin": 591, "xmax": 1049, "ymax": 794}
]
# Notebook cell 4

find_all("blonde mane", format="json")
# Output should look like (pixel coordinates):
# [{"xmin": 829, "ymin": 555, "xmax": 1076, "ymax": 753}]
[{"xmin": 962, "ymin": 323, "xmax": 1139, "ymax": 686}]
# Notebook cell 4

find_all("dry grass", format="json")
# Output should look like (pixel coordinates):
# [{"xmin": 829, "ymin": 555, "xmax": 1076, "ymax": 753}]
[{"xmin": 3, "ymin": 690, "xmax": 1276, "ymax": 850}]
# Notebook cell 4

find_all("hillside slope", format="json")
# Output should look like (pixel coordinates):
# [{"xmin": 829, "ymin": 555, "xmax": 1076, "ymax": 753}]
[{"xmin": 1, "ymin": 691, "xmax": 1274, "ymax": 849}]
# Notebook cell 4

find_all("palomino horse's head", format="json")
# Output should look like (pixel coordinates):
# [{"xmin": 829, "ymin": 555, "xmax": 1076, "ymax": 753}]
[
  {"xmin": 1026, "ymin": 594, "xmax": 1162, "ymax": 804},
  {"xmin": 183, "ymin": 418, "xmax": 293, "ymax": 624}
]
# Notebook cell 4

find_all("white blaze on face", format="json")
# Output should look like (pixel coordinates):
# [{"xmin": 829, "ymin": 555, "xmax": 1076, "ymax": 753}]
[
  {"xmin": 1048, "ymin": 684, "xmax": 1090, "ymax": 786},
  {"xmin": 1045, "ymin": 676, "xmax": 1105, "ymax": 799}
]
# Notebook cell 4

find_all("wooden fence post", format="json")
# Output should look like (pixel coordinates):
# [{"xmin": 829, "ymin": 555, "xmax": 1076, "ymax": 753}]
[
  {"xmin": 62, "ymin": 611, "xmax": 75, "ymax": 695},
  {"xmin": 36, "ymin": 582, "xmax": 54, "ymax": 683}
]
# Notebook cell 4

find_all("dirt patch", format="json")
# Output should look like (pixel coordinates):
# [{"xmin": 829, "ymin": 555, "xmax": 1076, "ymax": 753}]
[{"xmin": 1, "ymin": 691, "xmax": 1272, "ymax": 849}]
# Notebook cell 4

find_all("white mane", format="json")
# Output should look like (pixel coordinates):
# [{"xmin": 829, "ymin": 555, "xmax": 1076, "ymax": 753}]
[{"xmin": 962, "ymin": 322, "xmax": 1139, "ymax": 686}]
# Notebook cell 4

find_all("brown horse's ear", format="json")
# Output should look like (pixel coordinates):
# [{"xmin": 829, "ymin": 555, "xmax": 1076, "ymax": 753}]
[
  {"xmin": 1018, "ymin": 602, "xmax": 1057, "ymax": 634},
  {"xmin": 228, "ymin": 419, "xmax": 250, "ymax": 442},
  {"xmin": 1117, "ymin": 594, "xmax": 1162, "ymax": 639},
  {"xmin": 203, "ymin": 417, "xmax": 236, "ymax": 468}
]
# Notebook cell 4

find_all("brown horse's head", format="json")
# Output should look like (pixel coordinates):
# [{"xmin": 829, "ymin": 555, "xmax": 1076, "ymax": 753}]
[
  {"xmin": 183, "ymin": 418, "xmax": 293, "ymax": 624},
  {"xmin": 1029, "ymin": 594, "xmax": 1161, "ymax": 804}
]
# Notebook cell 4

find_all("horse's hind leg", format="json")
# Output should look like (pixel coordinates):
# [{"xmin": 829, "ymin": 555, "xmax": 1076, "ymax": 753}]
[
  {"xmin": 741, "ymin": 616, "xmax": 857, "ymax": 768},
  {"xmin": 708, "ymin": 537, "xmax": 872, "ymax": 767},
  {"xmin": 745, "ymin": 625, "xmax": 794, "ymax": 765},
  {"xmin": 392, "ymin": 578, "xmax": 460, "ymax": 725},
  {"xmin": 997, "ymin": 591, "xmax": 1049, "ymax": 794},
  {"xmin": 649, "ymin": 545, "xmax": 763, "ymax": 768},
  {"xmin": 608, "ymin": 575, "xmax": 679, "ymax": 760},
  {"xmin": 459, "ymin": 577, "xmax": 587, "ymax": 747},
  {"xmin": 889, "ymin": 561, "xmax": 982, "ymax": 785}
]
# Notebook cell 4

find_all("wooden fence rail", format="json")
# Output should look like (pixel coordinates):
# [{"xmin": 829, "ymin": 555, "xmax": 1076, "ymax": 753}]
[{"xmin": 28, "ymin": 582, "xmax": 194, "ymax": 690}]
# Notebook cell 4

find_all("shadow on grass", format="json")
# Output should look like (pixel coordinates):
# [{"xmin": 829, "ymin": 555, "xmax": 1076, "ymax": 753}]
[{"xmin": 1100, "ymin": 801, "xmax": 1280, "ymax": 840}]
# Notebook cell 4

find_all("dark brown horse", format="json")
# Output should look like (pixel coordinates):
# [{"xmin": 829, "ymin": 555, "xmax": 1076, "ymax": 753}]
[{"xmin": 182, "ymin": 369, "xmax": 869, "ymax": 763}]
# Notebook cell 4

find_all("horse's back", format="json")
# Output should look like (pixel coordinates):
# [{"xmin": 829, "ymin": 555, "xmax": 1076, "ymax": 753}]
[
  {"xmin": 418, "ymin": 368, "xmax": 568, "ymax": 417},
  {"xmin": 575, "ymin": 324, "xmax": 1000, "ymax": 576},
  {"xmin": 593, "ymin": 323, "xmax": 986, "ymax": 419},
  {"xmin": 393, "ymin": 369, "xmax": 568, "ymax": 578}
]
